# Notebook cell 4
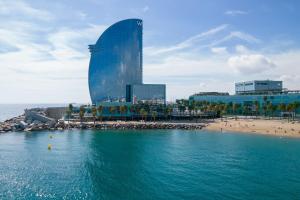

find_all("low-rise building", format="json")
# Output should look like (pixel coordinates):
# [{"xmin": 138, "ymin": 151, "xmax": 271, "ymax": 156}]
[
  {"xmin": 189, "ymin": 80, "xmax": 300, "ymax": 115},
  {"xmin": 235, "ymin": 80, "xmax": 283, "ymax": 95}
]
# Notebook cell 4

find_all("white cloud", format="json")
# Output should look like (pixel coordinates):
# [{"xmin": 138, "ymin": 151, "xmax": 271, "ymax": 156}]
[
  {"xmin": 142, "ymin": 6, "xmax": 149, "ymax": 12},
  {"xmin": 0, "ymin": 2, "xmax": 299, "ymax": 103},
  {"xmin": 0, "ymin": 0, "xmax": 54, "ymax": 21},
  {"xmin": 211, "ymin": 47, "xmax": 228, "ymax": 54},
  {"xmin": 0, "ymin": 14, "xmax": 107, "ymax": 103},
  {"xmin": 225, "ymin": 10, "xmax": 248, "ymax": 16},
  {"xmin": 47, "ymin": 24, "xmax": 107, "ymax": 60},
  {"xmin": 270, "ymin": 50, "xmax": 300, "ymax": 90},
  {"xmin": 145, "ymin": 24, "xmax": 228, "ymax": 55},
  {"xmin": 228, "ymin": 54, "xmax": 276, "ymax": 74},
  {"xmin": 222, "ymin": 31, "xmax": 260, "ymax": 44},
  {"xmin": 145, "ymin": 25, "xmax": 261, "ymax": 57},
  {"xmin": 235, "ymin": 45, "xmax": 250, "ymax": 54}
]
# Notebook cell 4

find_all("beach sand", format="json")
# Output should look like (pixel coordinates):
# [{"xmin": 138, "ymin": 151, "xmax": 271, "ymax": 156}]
[{"xmin": 204, "ymin": 118, "xmax": 300, "ymax": 137}]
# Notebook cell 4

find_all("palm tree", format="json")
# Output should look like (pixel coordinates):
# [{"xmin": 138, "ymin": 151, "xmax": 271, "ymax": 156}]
[
  {"xmin": 79, "ymin": 106, "xmax": 85, "ymax": 124},
  {"xmin": 151, "ymin": 111, "xmax": 157, "ymax": 121},
  {"xmin": 97, "ymin": 105, "xmax": 103, "ymax": 121},
  {"xmin": 120, "ymin": 105, "xmax": 127, "ymax": 121},
  {"xmin": 140, "ymin": 108, "xmax": 147, "ymax": 121},
  {"xmin": 66, "ymin": 104, "xmax": 73, "ymax": 125},
  {"xmin": 167, "ymin": 105, "xmax": 173, "ymax": 120},
  {"xmin": 187, "ymin": 101, "xmax": 195, "ymax": 118},
  {"xmin": 91, "ymin": 106, "xmax": 97, "ymax": 127},
  {"xmin": 178, "ymin": 103, "xmax": 185, "ymax": 116},
  {"xmin": 293, "ymin": 102, "xmax": 300, "ymax": 120},
  {"xmin": 163, "ymin": 106, "xmax": 168, "ymax": 120},
  {"xmin": 263, "ymin": 96, "xmax": 268, "ymax": 116},
  {"xmin": 287, "ymin": 103, "xmax": 294, "ymax": 121},
  {"xmin": 129, "ymin": 105, "xmax": 136, "ymax": 121},
  {"xmin": 227, "ymin": 102, "xmax": 233, "ymax": 115},
  {"xmin": 266, "ymin": 103, "xmax": 274, "ymax": 119},
  {"xmin": 222, "ymin": 104, "xmax": 228, "ymax": 118},
  {"xmin": 109, "ymin": 106, "xmax": 116, "ymax": 120},
  {"xmin": 66, "ymin": 104, "xmax": 73, "ymax": 126},
  {"xmin": 232, "ymin": 103, "xmax": 239, "ymax": 115},
  {"xmin": 253, "ymin": 101, "xmax": 260, "ymax": 117},
  {"xmin": 279, "ymin": 103, "xmax": 286, "ymax": 119},
  {"xmin": 271, "ymin": 104, "xmax": 278, "ymax": 118},
  {"xmin": 242, "ymin": 104, "xmax": 250, "ymax": 116},
  {"xmin": 68, "ymin": 103, "xmax": 73, "ymax": 114}
]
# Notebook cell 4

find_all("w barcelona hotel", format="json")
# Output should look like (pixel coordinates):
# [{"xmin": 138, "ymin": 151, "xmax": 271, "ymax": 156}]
[{"xmin": 88, "ymin": 19, "xmax": 166, "ymax": 105}]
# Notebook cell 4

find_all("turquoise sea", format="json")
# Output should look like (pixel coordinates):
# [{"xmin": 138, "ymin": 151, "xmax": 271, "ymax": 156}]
[
  {"xmin": 1, "ymin": 129, "xmax": 300, "ymax": 199},
  {"xmin": 1, "ymin": 104, "xmax": 300, "ymax": 199}
]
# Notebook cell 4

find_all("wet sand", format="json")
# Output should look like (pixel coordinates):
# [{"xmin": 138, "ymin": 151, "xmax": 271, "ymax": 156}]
[{"xmin": 204, "ymin": 118, "xmax": 300, "ymax": 137}]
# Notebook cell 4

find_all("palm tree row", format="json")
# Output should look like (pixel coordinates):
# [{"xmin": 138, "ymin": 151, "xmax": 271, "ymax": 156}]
[
  {"xmin": 185, "ymin": 100, "xmax": 300, "ymax": 120},
  {"xmin": 66, "ymin": 101, "xmax": 300, "ymax": 122}
]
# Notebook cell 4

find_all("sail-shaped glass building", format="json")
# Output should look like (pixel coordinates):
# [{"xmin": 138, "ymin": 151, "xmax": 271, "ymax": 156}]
[{"xmin": 88, "ymin": 19, "xmax": 165, "ymax": 104}]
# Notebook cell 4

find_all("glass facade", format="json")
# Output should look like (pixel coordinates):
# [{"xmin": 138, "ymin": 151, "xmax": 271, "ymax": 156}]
[
  {"xmin": 128, "ymin": 84, "xmax": 166, "ymax": 104},
  {"xmin": 190, "ymin": 93, "xmax": 300, "ymax": 113},
  {"xmin": 88, "ymin": 19, "xmax": 143, "ymax": 104},
  {"xmin": 235, "ymin": 80, "xmax": 282, "ymax": 94}
]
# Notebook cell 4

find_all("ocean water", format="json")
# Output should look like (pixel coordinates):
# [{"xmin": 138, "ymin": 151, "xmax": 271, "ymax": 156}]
[
  {"xmin": 0, "ymin": 104, "xmax": 66, "ymax": 122},
  {"xmin": 0, "ymin": 129, "xmax": 300, "ymax": 199}
]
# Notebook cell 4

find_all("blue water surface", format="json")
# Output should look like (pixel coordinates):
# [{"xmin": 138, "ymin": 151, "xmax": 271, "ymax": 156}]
[{"xmin": 0, "ymin": 129, "xmax": 300, "ymax": 200}]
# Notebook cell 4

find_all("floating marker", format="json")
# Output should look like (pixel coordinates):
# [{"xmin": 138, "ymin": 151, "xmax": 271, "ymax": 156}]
[{"xmin": 48, "ymin": 144, "xmax": 52, "ymax": 150}]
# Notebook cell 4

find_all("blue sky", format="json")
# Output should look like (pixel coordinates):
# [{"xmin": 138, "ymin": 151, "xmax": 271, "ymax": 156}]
[{"xmin": 1, "ymin": 0, "xmax": 300, "ymax": 103}]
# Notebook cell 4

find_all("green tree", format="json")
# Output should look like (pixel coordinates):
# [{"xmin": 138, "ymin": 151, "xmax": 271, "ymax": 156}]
[
  {"xmin": 227, "ymin": 102, "xmax": 233, "ymax": 115},
  {"xmin": 279, "ymin": 103, "xmax": 286, "ymax": 119},
  {"xmin": 253, "ymin": 101, "xmax": 260, "ymax": 117},
  {"xmin": 97, "ymin": 105, "xmax": 103, "ymax": 121},
  {"xmin": 267, "ymin": 103, "xmax": 276, "ymax": 119},
  {"xmin": 91, "ymin": 106, "xmax": 97, "ymax": 127},
  {"xmin": 79, "ymin": 106, "xmax": 85, "ymax": 124},
  {"xmin": 293, "ymin": 102, "xmax": 300, "ymax": 120},
  {"xmin": 129, "ymin": 105, "xmax": 137, "ymax": 121},
  {"xmin": 287, "ymin": 103, "xmax": 294, "ymax": 121},
  {"xmin": 221, "ymin": 104, "xmax": 228, "ymax": 118},
  {"xmin": 120, "ymin": 105, "xmax": 127, "ymax": 121},
  {"xmin": 68, "ymin": 103, "xmax": 73, "ymax": 114},
  {"xmin": 109, "ymin": 106, "xmax": 116, "ymax": 120},
  {"xmin": 151, "ymin": 111, "xmax": 157, "ymax": 121},
  {"xmin": 242, "ymin": 104, "xmax": 250, "ymax": 116},
  {"xmin": 178, "ymin": 104, "xmax": 185, "ymax": 116},
  {"xmin": 66, "ymin": 103, "xmax": 73, "ymax": 126},
  {"xmin": 140, "ymin": 108, "xmax": 147, "ymax": 121},
  {"xmin": 232, "ymin": 103, "xmax": 240, "ymax": 115},
  {"xmin": 167, "ymin": 105, "xmax": 173, "ymax": 120}
]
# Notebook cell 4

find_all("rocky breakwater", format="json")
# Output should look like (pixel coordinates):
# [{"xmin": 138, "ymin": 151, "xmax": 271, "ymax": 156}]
[
  {"xmin": 0, "ymin": 108, "xmax": 57, "ymax": 133},
  {"xmin": 1, "ymin": 118, "xmax": 205, "ymax": 133},
  {"xmin": 66, "ymin": 121, "xmax": 206, "ymax": 130},
  {"xmin": 1, "ymin": 108, "xmax": 205, "ymax": 133}
]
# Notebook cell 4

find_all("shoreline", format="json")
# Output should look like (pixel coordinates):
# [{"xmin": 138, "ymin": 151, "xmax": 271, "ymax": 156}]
[
  {"xmin": 1, "ymin": 111, "xmax": 300, "ymax": 138},
  {"xmin": 204, "ymin": 118, "xmax": 300, "ymax": 138},
  {"xmin": 0, "ymin": 116, "xmax": 207, "ymax": 133}
]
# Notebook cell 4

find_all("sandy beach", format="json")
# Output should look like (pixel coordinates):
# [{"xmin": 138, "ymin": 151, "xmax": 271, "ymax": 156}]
[{"xmin": 204, "ymin": 118, "xmax": 300, "ymax": 137}]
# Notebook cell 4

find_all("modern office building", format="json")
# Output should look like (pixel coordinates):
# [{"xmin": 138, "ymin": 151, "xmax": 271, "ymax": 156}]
[
  {"xmin": 126, "ymin": 84, "xmax": 166, "ymax": 104},
  {"xmin": 190, "ymin": 80, "xmax": 300, "ymax": 114},
  {"xmin": 235, "ymin": 80, "xmax": 283, "ymax": 94},
  {"xmin": 88, "ymin": 19, "xmax": 166, "ymax": 104}
]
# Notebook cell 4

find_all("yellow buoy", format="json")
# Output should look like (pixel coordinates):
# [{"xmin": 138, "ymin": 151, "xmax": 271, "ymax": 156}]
[{"xmin": 48, "ymin": 144, "xmax": 52, "ymax": 150}]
